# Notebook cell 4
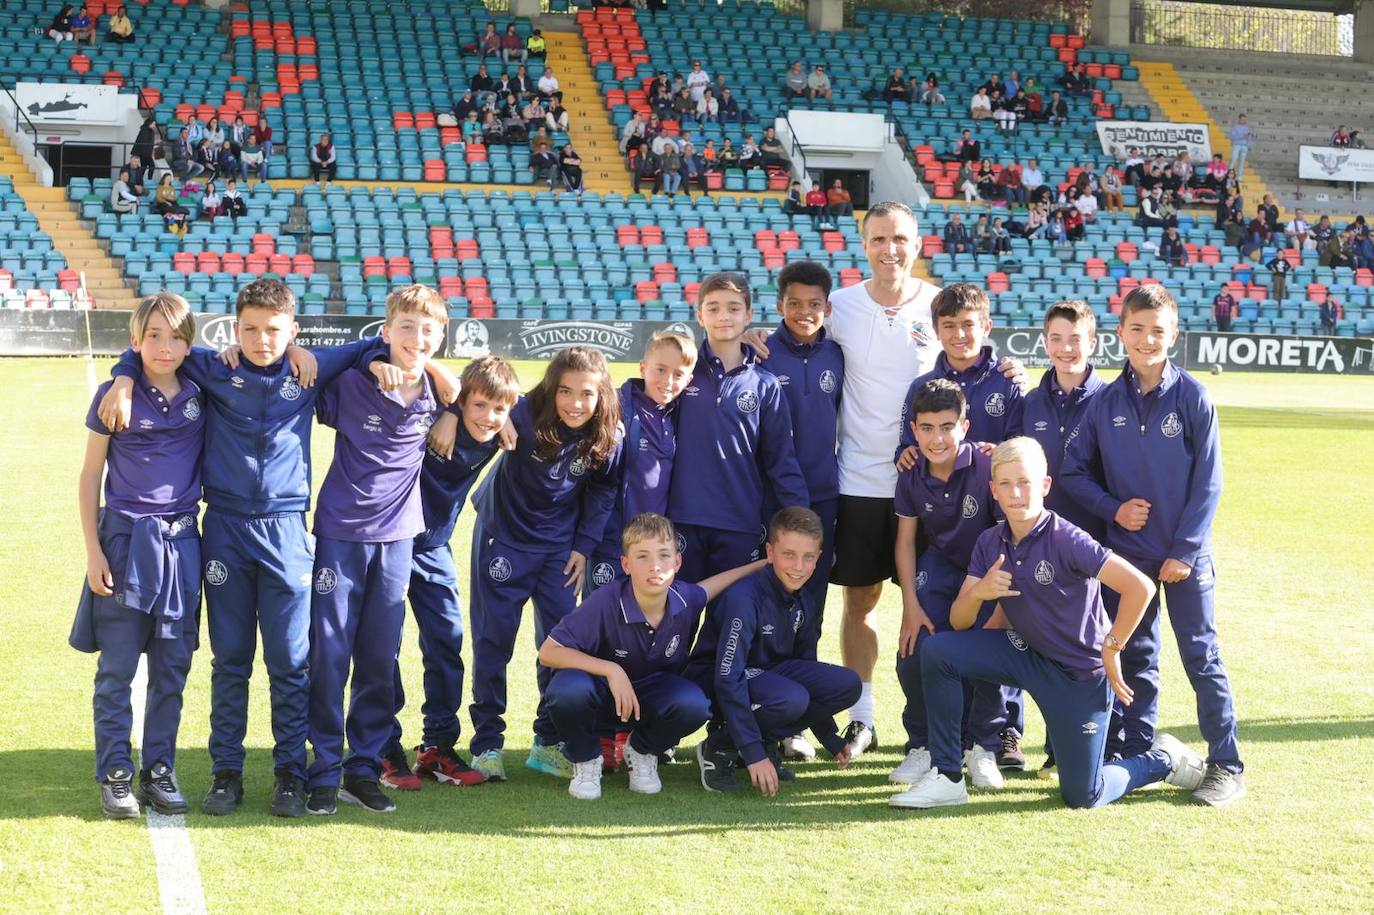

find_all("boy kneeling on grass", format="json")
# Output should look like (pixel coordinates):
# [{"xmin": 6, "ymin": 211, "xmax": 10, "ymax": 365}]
[{"xmin": 538, "ymin": 513, "xmax": 764, "ymax": 800}]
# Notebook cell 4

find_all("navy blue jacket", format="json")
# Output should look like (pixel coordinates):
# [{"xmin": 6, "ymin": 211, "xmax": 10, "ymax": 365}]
[
  {"xmin": 760, "ymin": 323, "xmax": 843, "ymax": 504},
  {"xmin": 113, "ymin": 340, "xmax": 383, "ymax": 516},
  {"xmin": 897, "ymin": 345, "xmax": 1024, "ymax": 460},
  {"xmin": 1060, "ymin": 362, "xmax": 1222, "ymax": 566},
  {"xmin": 592, "ymin": 379, "xmax": 679, "ymax": 558},
  {"xmin": 1022, "ymin": 367, "xmax": 1109, "ymax": 542},
  {"xmin": 686, "ymin": 567, "xmax": 819, "ymax": 766},
  {"xmin": 473, "ymin": 396, "xmax": 621, "ymax": 557},
  {"xmin": 412, "ymin": 410, "xmax": 502, "ymax": 553},
  {"xmin": 667, "ymin": 341, "xmax": 809, "ymax": 535}
]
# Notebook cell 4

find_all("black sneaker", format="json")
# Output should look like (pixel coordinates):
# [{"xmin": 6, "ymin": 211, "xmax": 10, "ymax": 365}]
[
  {"xmin": 201, "ymin": 770, "xmax": 244, "ymax": 816},
  {"xmin": 1191, "ymin": 765, "xmax": 1246, "ymax": 807},
  {"xmin": 769, "ymin": 744, "xmax": 796, "ymax": 782},
  {"xmin": 695, "ymin": 734, "xmax": 739, "ymax": 793},
  {"xmin": 997, "ymin": 729, "xmax": 1027, "ymax": 771},
  {"xmin": 137, "ymin": 763, "xmax": 188, "ymax": 814},
  {"xmin": 306, "ymin": 785, "xmax": 338, "ymax": 816},
  {"xmin": 101, "ymin": 767, "xmax": 141, "ymax": 820},
  {"xmin": 269, "ymin": 770, "xmax": 307, "ymax": 818},
  {"xmin": 340, "ymin": 774, "xmax": 396, "ymax": 813},
  {"xmin": 841, "ymin": 720, "xmax": 878, "ymax": 758}
]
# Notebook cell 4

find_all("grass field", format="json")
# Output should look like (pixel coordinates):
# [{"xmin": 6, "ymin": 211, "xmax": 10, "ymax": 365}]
[{"xmin": 2, "ymin": 358, "xmax": 1372, "ymax": 914}]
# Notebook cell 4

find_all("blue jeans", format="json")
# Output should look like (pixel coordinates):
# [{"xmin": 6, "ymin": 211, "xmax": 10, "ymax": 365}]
[{"xmin": 1229, "ymin": 143, "xmax": 1249, "ymax": 179}]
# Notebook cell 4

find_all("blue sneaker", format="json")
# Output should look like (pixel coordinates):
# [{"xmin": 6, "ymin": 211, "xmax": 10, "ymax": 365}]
[
  {"xmin": 526, "ymin": 739, "xmax": 573, "ymax": 778},
  {"xmin": 471, "ymin": 749, "xmax": 507, "ymax": 782}
]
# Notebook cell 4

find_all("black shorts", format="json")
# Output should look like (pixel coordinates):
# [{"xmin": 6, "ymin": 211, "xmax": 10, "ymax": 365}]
[{"xmin": 830, "ymin": 494, "xmax": 898, "ymax": 587}]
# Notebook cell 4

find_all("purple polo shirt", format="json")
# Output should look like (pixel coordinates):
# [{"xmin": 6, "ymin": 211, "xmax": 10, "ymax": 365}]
[
  {"xmin": 893, "ymin": 442, "xmax": 994, "ymax": 569},
  {"xmin": 86, "ymin": 376, "xmax": 205, "ymax": 518},
  {"xmin": 968, "ymin": 511, "xmax": 1113, "ymax": 679},
  {"xmin": 312, "ymin": 367, "xmax": 438, "ymax": 543},
  {"xmin": 547, "ymin": 577, "xmax": 709, "ymax": 681}
]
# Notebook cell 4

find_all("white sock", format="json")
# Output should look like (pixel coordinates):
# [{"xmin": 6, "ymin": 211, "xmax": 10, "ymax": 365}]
[{"xmin": 849, "ymin": 682, "xmax": 874, "ymax": 726}]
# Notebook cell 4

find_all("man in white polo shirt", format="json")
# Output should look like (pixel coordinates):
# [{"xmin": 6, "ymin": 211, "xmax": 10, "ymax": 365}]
[{"xmin": 750, "ymin": 201, "xmax": 1023, "ymax": 757}]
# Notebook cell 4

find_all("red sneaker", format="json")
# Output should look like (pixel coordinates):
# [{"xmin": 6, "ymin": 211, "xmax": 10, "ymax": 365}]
[
  {"xmin": 600, "ymin": 731, "xmax": 629, "ymax": 774},
  {"xmin": 379, "ymin": 750, "xmax": 422, "ymax": 791},
  {"xmin": 414, "ymin": 745, "xmax": 486, "ymax": 787}
]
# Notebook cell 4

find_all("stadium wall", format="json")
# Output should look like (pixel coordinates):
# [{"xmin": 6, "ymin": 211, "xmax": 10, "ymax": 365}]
[{"xmin": 1, "ymin": 310, "xmax": 1370, "ymax": 375}]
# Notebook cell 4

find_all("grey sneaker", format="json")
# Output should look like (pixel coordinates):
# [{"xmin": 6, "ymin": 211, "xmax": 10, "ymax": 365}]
[
  {"xmin": 1191, "ymin": 765, "xmax": 1246, "ymax": 807},
  {"xmin": 1152, "ymin": 734, "xmax": 1206, "ymax": 790},
  {"xmin": 201, "ymin": 770, "xmax": 243, "ymax": 816},
  {"xmin": 137, "ymin": 763, "xmax": 188, "ymax": 815},
  {"xmin": 101, "ymin": 767, "xmax": 141, "ymax": 820}
]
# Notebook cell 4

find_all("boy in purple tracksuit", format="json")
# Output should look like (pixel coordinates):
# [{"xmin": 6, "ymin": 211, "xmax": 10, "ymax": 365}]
[
  {"xmin": 889, "ymin": 437, "xmax": 1208, "ymax": 810},
  {"xmin": 74, "ymin": 294, "xmax": 204, "ymax": 819},
  {"xmin": 95, "ymin": 278, "xmax": 433, "ymax": 818},
  {"xmin": 1061, "ymin": 284, "xmax": 1244, "ymax": 807},
  {"xmin": 584, "ymin": 330, "xmax": 698, "ymax": 595},
  {"xmin": 889, "ymin": 379, "xmax": 1008, "ymax": 790},
  {"xmin": 379, "ymin": 357, "xmax": 520, "ymax": 791},
  {"xmin": 668, "ymin": 272, "xmax": 810, "ymax": 583},
  {"xmin": 540, "ymin": 514, "xmax": 765, "ymax": 800},
  {"xmin": 894, "ymin": 283, "xmax": 1027, "ymax": 767},
  {"xmin": 689, "ymin": 508, "xmax": 861, "ymax": 796},
  {"xmin": 304, "ymin": 286, "xmax": 448, "ymax": 815},
  {"xmin": 466, "ymin": 347, "xmax": 623, "ymax": 781}
]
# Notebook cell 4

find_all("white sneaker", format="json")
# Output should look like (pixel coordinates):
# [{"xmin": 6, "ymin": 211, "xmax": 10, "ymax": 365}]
[
  {"xmin": 568, "ymin": 758, "xmax": 602, "ymax": 800},
  {"xmin": 889, "ymin": 768, "xmax": 969, "ymax": 809},
  {"xmin": 1153, "ymin": 733, "xmax": 1207, "ymax": 790},
  {"xmin": 965, "ymin": 746, "xmax": 1006, "ymax": 789},
  {"xmin": 888, "ymin": 748, "xmax": 933, "ymax": 785},
  {"xmin": 780, "ymin": 734, "xmax": 816, "ymax": 762},
  {"xmin": 624, "ymin": 744, "xmax": 662, "ymax": 795}
]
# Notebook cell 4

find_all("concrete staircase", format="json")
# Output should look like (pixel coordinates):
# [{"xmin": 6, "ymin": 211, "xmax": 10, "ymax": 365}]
[
  {"xmin": 542, "ymin": 31, "xmax": 631, "ymax": 195},
  {"xmin": 0, "ymin": 132, "xmax": 139, "ymax": 310},
  {"xmin": 1121, "ymin": 45, "xmax": 1374, "ymax": 219}
]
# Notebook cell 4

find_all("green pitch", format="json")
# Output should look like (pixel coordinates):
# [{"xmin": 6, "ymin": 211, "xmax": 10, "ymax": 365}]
[{"xmin": 1, "ymin": 359, "xmax": 1371, "ymax": 913}]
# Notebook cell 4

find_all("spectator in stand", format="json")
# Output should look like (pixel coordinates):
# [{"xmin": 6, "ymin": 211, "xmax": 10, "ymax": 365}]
[
  {"xmin": 47, "ymin": 5, "xmax": 74, "ymax": 44},
  {"xmin": 827, "ymin": 178, "xmax": 854, "ymax": 218},
  {"xmin": 494, "ymin": 70, "xmax": 515, "ymax": 99},
  {"xmin": 240, "ymin": 130, "xmax": 265, "ymax": 183},
  {"xmin": 701, "ymin": 138, "xmax": 717, "ymax": 169},
  {"xmin": 1061, "ymin": 63, "xmax": 1091, "ymax": 97},
  {"xmin": 1265, "ymin": 251, "xmax": 1291, "ymax": 300},
  {"xmin": 216, "ymin": 140, "xmax": 242, "ymax": 182},
  {"xmin": 716, "ymin": 137, "xmax": 739, "ymax": 170},
  {"xmin": 221, "ymin": 178, "xmax": 247, "ymax": 226},
  {"xmin": 1024, "ymin": 201, "xmax": 1048, "ymax": 242},
  {"xmin": 527, "ymin": 125, "xmax": 552, "ymax": 155},
  {"xmin": 526, "ymin": 28, "xmax": 546, "ymax": 59},
  {"xmin": 696, "ymin": 89, "xmax": 719, "ymax": 125},
  {"xmin": 805, "ymin": 183, "xmax": 829, "ymax": 228},
  {"xmin": 1217, "ymin": 189, "xmax": 1244, "ymax": 242},
  {"xmin": 660, "ymin": 141, "xmax": 683, "ymax": 197},
  {"xmin": 203, "ymin": 118, "xmax": 225, "ymax": 151},
  {"xmin": 1074, "ymin": 184, "xmax": 1100, "ymax": 223},
  {"xmin": 957, "ymin": 159, "xmax": 979, "ymax": 203},
  {"xmin": 1046, "ymin": 208, "xmax": 1068, "ymax": 244},
  {"xmin": 885, "ymin": 68, "xmax": 909, "ymax": 102},
  {"xmin": 1062, "ymin": 204, "xmax": 1085, "ymax": 242},
  {"xmin": 521, "ymin": 94, "xmax": 545, "ymax": 131},
  {"xmin": 1286, "ymin": 209, "xmax": 1312, "ymax": 249},
  {"xmin": 1121, "ymin": 146, "xmax": 1145, "ymax": 186},
  {"xmin": 1204, "ymin": 153, "xmax": 1228, "ymax": 192},
  {"xmin": 71, "ymin": 5, "xmax": 96, "ymax": 46},
  {"xmin": 538, "ymin": 68, "xmax": 560, "ymax": 99},
  {"xmin": 619, "ymin": 110, "xmax": 647, "ymax": 154},
  {"xmin": 1351, "ymin": 230, "xmax": 1374, "ymax": 269},
  {"xmin": 1311, "ymin": 214, "xmax": 1335, "ymax": 251},
  {"xmin": 1229, "ymin": 114, "xmax": 1253, "ymax": 179},
  {"xmin": 989, "ymin": 216, "xmax": 1012, "ymax": 255},
  {"xmin": 738, "ymin": 134, "xmax": 761, "ymax": 170},
  {"xmin": 194, "ymin": 139, "xmax": 218, "ymax": 181},
  {"xmin": 501, "ymin": 24, "xmax": 526, "ymax": 65},
  {"xmin": 1241, "ymin": 208, "xmax": 1271, "ymax": 259},
  {"xmin": 808, "ymin": 65, "xmax": 833, "ymax": 101},
  {"xmin": 784, "ymin": 180, "xmax": 804, "ymax": 215},
  {"xmin": 955, "ymin": 129, "xmax": 980, "ymax": 163},
  {"xmin": 973, "ymin": 213, "xmax": 993, "ymax": 253},
  {"xmin": 130, "ymin": 116, "xmax": 158, "ymax": 182},
  {"xmin": 155, "ymin": 176, "xmax": 188, "ymax": 236},
  {"xmin": 719, "ymin": 88, "xmax": 744, "ymax": 124},
  {"xmin": 997, "ymin": 160, "xmax": 1026, "ymax": 206},
  {"xmin": 309, "ymin": 133, "xmax": 337, "ymax": 184},
  {"xmin": 687, "ymin": 60, "xmax": 711, "ymax": 104},
  {"xmin": 1259, "ymin": 193, "xmax": 1280, "ymax": 235},
  {"xmin": 759, "ymin": 127, "xmax": 791, "ymax": 171},
  {"xmin": 1212, "ymin": 284, "xmax": 1238, "ymax": 331},
  {"xmin": 1008, "ymin": 89, "xmax": 1030, "ymax": 125},
  {"xmin": 228, "ymin": 115, "xmax": 249, "ymax": 157},
  {"xmin": 1021, "ymin": 156, "xmax": 1044, "ymax": 195},
  {"xmin": 512, "ymin": 65, "xmax": 534, "ymax": 99},
  {"xmin": 1025, "ymin": 89, "xmax": 1044, "ymax": 123},
  {"xmin": 560, "ymin": 144, "xmax": 585, "ymax": 198},
  {"xmin": 1102, "ymin": 168, "xmax": 1124, "ymax": 211},
  {"xmin": 1319, "ymin": 296, "xmax": 1342, "ymax": 335},
  {"xmin": 672, "ymin": 87, "xmax": 696, "ymax": 124},
  {"xmin": 1159, "ymin": 226, "xmax": 1188, "ymax": 266},
  {"xmin": 252, "ymin": 119, "xmax": 273, "ymax": 162},
  {"xmin": 200, "ymin": 180, "xmax": 222, "ymax": 221},
  {"xmin": 943, "ymin": 213, "xmax": 972, "ymax": 261},
  {"xmin": 107, "ymin": 5, "xmax": 134, "ymax": 43},
  {"xmin": 546, "ymin": 96, "xmax": 570, "ymax": 133},
  {"xmin": 109, "ymin": 168, "xmax": 137, "ymax": 214},
  {"xmin": 975, "ymin": 158, "xmax": 999, "ymax": 202},
  {"xmin": 634, "ymin": 148, "xmax": 662, "ymax": 195},
  {"xmin": 993, "ymin": 91, "xmax": 1018, "ymax": 132},
  {"xmin": 680, "ymin": 142, "xmax": 708, "ymax": 195},
  {"xmin": 1046, "ymin": 90, "xmax": 1068, "ymax": 127},
  {"xmin": 969, "ymin": 87, "xmax": 992, "ymax": 120},
  {"xmin": 500, "ymin": 100, "xmax": 527, "ymax": 144},
  {"xmin": 1004, "ymin": 69, "xmax": 1021, "ymax": 99},
  {"xmin": 1137, "ymin": 185, "xmax": 1168, "ymax": 235},
  {"xmin": 462, "ymin": 110, "xmax": 483, "ymax": 142},
  {"xmin": 1320, "ymin": 228, "xmax": 1353, "ymax": 268},
  {"xmin": 531, "ymin": 141, "xmax": 559, "ymax": 190},
  {"xmin": 784, "ymin": 61, "xmax": 808, "ymax": 100},
  {"xmin": 1159, "ymin": 189, "xmax": 1180, "ymax": 230},
  {"xmin": 470, "ymin": 63, "xmax": 494, "ymax": 98},
  {"xmin": 479, "ymin": 22, "xmax": 501, "ymax": 59},
  {"xmin": 920, "ymin": 78, "xmax": 945, "ymax": 107}
]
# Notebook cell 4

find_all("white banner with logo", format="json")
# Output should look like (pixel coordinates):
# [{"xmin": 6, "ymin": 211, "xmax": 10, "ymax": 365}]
[
  {"xmin": 15, "ymin": 81, "xmax": 122, "ymax": 125},
  {"xmin": 1095, "ymin": 121, "xmax": 1212, "ymax": 161},
  {"xmin": 1298, "ymin": 145, "xmax": 1374, "ymax": 183}
]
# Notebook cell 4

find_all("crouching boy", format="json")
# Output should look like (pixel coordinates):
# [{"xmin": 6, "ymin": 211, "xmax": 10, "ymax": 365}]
[{"xmin": 688, "ymin": 508, "xmax": 861, "ymax": 795}]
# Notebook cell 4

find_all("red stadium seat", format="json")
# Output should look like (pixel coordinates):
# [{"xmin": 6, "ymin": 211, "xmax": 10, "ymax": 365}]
[
  {"xmin": 221, "ymin": 253, "xmax": 245, "ymax": 275},
  {"xmin": 635, "ymin": 281, "xmax": 659, "ymax": 302},
  {"xmin": 173, "ymin": 252, "xmax": 196, "ymax": 275},
  {"xmin": 291, "ymin": 254, "xmax": 315, "ymax": 276},
  {"xmin": 1306, "ymin": 283, "xmax": 1328, "ymax": 303},
  {"xmin": 987, "ymin": 272, "xmax": 1010, "ymax": 293}
]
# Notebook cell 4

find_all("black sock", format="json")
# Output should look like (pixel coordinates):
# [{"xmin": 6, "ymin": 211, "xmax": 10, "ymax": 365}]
[{"xmin": 939, "ymin": 769, "xmax": 964, "ymax": 783}]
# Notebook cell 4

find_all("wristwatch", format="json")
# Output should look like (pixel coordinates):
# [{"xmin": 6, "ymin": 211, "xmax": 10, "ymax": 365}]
[{"xmin": 1103, "ymin": 634, "xmax": 1125, "ymax": 653}]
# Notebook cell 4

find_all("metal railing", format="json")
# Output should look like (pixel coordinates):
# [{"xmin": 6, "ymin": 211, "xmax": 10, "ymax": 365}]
[
  {"xmin": 1129, "ymin": 0, "xmax": 1354, "ymax": 57},
  {"xmin": 782, "ymin": 108, "xmax": 810, "ymax": 181},
  {"xmin": 843, "ymin": 0, "xmax": 1090, "ymax": 30}
]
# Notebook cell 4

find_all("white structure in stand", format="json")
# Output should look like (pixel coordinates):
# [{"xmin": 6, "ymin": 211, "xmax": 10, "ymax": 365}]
[{"xmin": 773, "ymin": 110, "xmax": 929, "ymax": 209}]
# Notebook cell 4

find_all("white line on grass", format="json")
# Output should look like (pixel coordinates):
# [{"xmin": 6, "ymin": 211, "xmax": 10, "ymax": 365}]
[{"xmin": 130, "ymin": 659, "xmax": 210, "ymax": 915}]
